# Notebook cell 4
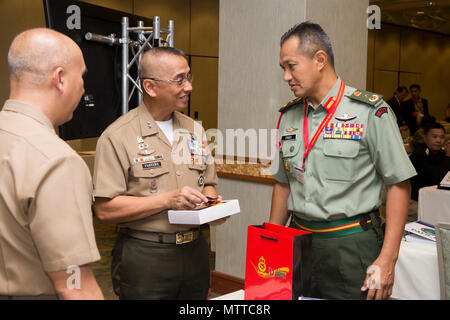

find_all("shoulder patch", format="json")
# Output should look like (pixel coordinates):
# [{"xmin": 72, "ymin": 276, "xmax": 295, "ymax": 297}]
[
  {"xmin": 347, "ymin": 89, "xmax": 383, "ymax": 107},
  {"xmin": 375, "ymin": 106, "xmax": 388, "ymax": 117},
  {"xmin": 279, "ymin": 96, "xmax": 304, "ymax": 113}
]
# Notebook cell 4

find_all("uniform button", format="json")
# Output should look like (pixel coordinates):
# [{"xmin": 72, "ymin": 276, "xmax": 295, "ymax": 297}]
[
  {"xmin": 289, "ymin": 146, "xmax": 295, "ymax": 152},
  {"xmin": 176, "ymin": 171, "xmax": 181, "ymax": 176},
  {"xmin": 338, "ymin": 151, "xmax": 342, "ymax": 155}
]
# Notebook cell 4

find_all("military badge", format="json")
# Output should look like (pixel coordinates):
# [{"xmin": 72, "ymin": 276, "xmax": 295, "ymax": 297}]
[
  {"xmin": 134, "ymin": 155, "xmax": 163, "ymax": 163},
  {"xmin": 375, "ymin": 107, "xmax": 388, "ymax": 118},
  {"xmin": 324, "ymin": 123, "xmax": 364, "ymax": 140},
  {"xmin": 150, "ymin": 180, "xmax": 157, "ymax": 193},
  {"xmin": 369, "ymin": 94, "xmax": 380, "ymax": 103},
  {"xmin": 335, "ymin": 114, "xmax": 357, "ymax": 122},
  {"xmin": 188, "ymin": 140, "xmax": 206, "ymax": 156}
]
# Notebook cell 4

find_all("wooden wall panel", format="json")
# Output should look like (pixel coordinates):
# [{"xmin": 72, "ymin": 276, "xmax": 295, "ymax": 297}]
[
  {"xmin": 374, "ymin": 25, "xmax": 400, "ymax": 71},
  {"xmin": 190, "ymin": 0, "xmax": 219, "ymax": 57},
  {"xmin": 134, "ymin": 0, "xmax": 191, "ymax": 54},
  {"xmin": 0, "ymin": 0, "xmax": 46, "ymax": 106},
  {"xmin": 190, "ymin": 56, "xmax": 218, "ymax": 130}
]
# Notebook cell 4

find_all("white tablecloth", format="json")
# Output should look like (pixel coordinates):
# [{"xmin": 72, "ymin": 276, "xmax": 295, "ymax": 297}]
[
  {"xmin": 418, "ymin": 186, "xmax": 450, "ymax": 226},
  {"xmin": 391, "ymin": 235, "xmax": 440, "ymax": 300}
]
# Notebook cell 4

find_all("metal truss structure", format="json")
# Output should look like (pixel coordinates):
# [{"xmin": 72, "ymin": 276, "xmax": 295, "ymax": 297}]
[{"xmin": 85, "ymin": 16, "xmax": 174, "ymax": 114}]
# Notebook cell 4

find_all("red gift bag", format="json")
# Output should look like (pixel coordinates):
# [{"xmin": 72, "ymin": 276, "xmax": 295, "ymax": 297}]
[{"xmin": 244, "ymin": 222, "xmax": 312, "ymax": 300}]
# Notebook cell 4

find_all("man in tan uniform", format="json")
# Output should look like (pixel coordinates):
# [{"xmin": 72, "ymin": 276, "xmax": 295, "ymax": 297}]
[
  {"xmin": 93, "ymin": 47, "xmax": 224, "ymax": 299},
  {"xmin": 0, "ymin": 28, "xmax": 103, "ymax": 300}
]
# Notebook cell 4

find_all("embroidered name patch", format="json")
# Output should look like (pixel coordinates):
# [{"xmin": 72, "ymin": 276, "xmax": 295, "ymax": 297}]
[
  {"xmin": 324, "ymin": 123, "xmax": 364, "ymax": 140},
  {"xmin": 142, "ymin": 161, "xmax": 162, "ymax": 169},
  {"xmin": 375, "ymin": 107, "xmax": 388, "ymax": 118},
  {"xmin": 281, "ymin": 134, "xmax": 296, "ymax": 141}
]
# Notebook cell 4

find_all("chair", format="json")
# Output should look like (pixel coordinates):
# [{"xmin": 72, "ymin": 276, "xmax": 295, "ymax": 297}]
[{"xmin": 436, "ymin": 222, "xmax": 450, "ymax": 299}]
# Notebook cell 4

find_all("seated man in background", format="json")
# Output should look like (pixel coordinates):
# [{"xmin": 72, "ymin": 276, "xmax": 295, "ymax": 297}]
[
  {"xmin": 411, "ymin": 116, "xmax": 436, "ymax": 150},
  {"xmin": 410, "ymin": 122, "xmax": 450, "ymax": 202}
]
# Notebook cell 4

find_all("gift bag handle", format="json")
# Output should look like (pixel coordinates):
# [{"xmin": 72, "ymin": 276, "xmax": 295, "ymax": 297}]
[{"xmin": 260, "ymin": 235, "xmax": 278, "ymax": 242}]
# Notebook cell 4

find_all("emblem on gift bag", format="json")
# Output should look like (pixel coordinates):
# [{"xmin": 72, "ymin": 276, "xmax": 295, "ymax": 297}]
[{"xmin": 244, "ymin": 223, "xmax": 312, "ymax": 300}]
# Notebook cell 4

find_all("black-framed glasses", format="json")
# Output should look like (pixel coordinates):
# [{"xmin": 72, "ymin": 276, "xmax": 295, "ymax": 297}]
[{"xmin": 141, "ymin": 72, "xmax": 194, "ymax": 87}]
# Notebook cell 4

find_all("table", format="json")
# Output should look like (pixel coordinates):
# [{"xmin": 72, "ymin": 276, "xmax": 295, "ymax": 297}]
[
  {"xmin": 418, "ymin": 186, "xmax": 450, "ymax": 226},
  {"xmin": 391, "ymin": 234, "xmax": 440, "ymax": 300},
  {"xmin": 212, "ymin": 289, "xmax": 245, "ymax": 300}
]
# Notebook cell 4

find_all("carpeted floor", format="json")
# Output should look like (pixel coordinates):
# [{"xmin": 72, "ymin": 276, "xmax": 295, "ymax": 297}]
[{"xmin": 90, "ymin": 217, "xmax": 215, "ymax": 300}]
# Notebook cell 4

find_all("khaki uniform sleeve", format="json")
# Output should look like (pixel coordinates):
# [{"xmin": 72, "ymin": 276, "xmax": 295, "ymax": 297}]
[
  {"xmin": 29, "ymin": 155, "xmax": 100, "ymax": 272},
  {"xmin": 366, "ymin": 101, "xmax": 417, "ymax": 185},
  {"xmin": 93, "ymin": 132, "xmax": 129, "ymax": 199}
]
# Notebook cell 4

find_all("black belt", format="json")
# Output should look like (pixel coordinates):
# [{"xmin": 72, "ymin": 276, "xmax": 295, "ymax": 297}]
[{"xmin": 120, "ymin": 227, "xmax": 201, "ymax": 245}]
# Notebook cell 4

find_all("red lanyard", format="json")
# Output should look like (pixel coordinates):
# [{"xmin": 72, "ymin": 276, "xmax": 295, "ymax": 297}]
[{"xmin": 301, "ymin": 81, "xmax": 345, "ymax": 168}]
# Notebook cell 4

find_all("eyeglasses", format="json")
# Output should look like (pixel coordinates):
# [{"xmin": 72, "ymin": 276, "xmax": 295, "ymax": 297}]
[{"xmin": 141, "ymin": 72, "xmax": 194, "ymax": 87}]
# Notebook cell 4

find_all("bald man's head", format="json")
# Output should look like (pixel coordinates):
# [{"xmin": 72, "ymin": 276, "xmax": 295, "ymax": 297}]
[
  {"xmin": 8, "ymin": 28, "xmax": 80, "ymax": 86},
  {"xmin": 7, "ymin": 28, "xmax": 86, "ymax": 126},
  {"xmin": 138, "ymin": 47, "xmax": 187, "ymax": 80}
]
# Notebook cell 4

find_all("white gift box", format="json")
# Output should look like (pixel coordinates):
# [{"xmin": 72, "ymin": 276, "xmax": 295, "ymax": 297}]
[{"xmin": 168, "ymin": 199, "xmax": 240, "ymax": 225}]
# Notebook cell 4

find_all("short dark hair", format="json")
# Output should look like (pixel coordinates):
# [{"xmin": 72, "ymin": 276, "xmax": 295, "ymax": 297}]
[
  {"xmin": 280, "ymin": 21, "xmax": 335, "ymax": 68},
  {"xmin": 396, "ymin": 86, "xmax": 408, "ymax": 94},
  {"xmin": 410, "ymin": 84, "xmax": 421, "ymax": 91},
  {"xmin": 423, "ymin": 121, "xmax": 444, "ymax": 135},
  {"xmin": 138, "ymin": 46, "xmax": 186, "ymax": 79}
]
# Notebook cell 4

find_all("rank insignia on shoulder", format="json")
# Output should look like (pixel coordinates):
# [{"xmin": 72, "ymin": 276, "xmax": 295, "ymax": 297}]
[
  {"xmin": 347, "ymin": 89, "xmax": 383, "ymax": 107},
  {"xmin": 375, "ymin": 106, "xmax": 388, "ymax": 118},
  {"xmin": 279, "ymin": 96, "xmax": 304, "ymax": 113}
]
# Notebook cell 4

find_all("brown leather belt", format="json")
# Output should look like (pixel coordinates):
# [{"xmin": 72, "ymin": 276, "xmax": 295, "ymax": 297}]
[
  {"xmin": 120, "ymin": 227, "xmax": 201, "ymax": 245},
  {"xmin": 0, "ymin": 295, "xmax": 58, "ymax": 300}
]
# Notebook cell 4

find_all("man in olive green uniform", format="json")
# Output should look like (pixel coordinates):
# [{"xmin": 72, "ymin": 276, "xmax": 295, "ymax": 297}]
[
  {"xmin": 270, "ymin": 22, "xmax": 416, "ymax": 300},
  {"xmin": 0, "ymin": 29, "xmax": 103, "ymax": 300},
  {"xmin": 93, "ymin": 47, "xmax": 224, "ymax": 299}
]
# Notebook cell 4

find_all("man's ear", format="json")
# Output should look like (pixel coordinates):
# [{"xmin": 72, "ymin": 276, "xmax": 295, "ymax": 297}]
[
  {"xmin": 51, "ymin": 67, "xmax": 64, "ymax": 93},
  {"xmin": 142, "ymin": 79, "xmax": 157, "ymax": 97},
  {"xmin": 314, "ymin": 50, "xmax": 328, "ymax": 71}
]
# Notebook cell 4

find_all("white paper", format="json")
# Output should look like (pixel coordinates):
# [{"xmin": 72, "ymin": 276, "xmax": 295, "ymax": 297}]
[
  {"xmin": 168, "ymin": 199, "xmax": 240, "ymax": 225},
  {"xmin": 439, "ymin": 171, "xmax": 450, "ymax": 188},
  {"xmin": 404, "ymin": 221, "xmax": 436, "ymax": 242}
]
